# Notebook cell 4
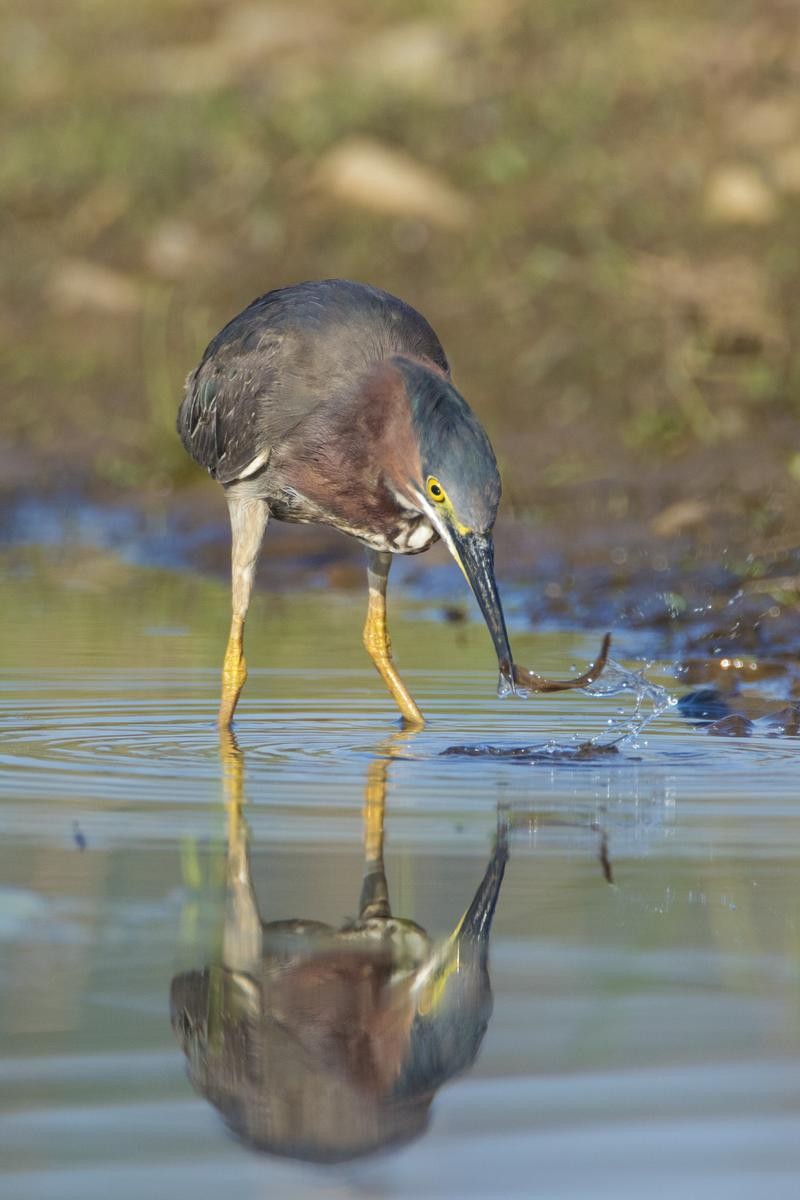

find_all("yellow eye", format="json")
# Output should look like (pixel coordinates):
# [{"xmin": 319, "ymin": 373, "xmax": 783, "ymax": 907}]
[{"xmin": 427, "ymin": 478, "xmax": 446, "ymax": 503}]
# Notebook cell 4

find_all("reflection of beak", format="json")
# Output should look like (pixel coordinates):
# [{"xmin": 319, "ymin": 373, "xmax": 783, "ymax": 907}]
[{"xmin": 449, "ymin": 530, "xmax": 514, "ymax": 689}]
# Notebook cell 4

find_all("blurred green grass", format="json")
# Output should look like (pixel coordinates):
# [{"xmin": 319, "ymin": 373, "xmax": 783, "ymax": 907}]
[{"xmin": 1, "ymin": 0, "xmax": 799, "ymax": 542}]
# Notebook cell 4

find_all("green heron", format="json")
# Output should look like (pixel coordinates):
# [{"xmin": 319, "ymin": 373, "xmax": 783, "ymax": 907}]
[
  {"xmin": 177, "ymin": 278, "xmax": 608, "ymax": 727},
  {"xmin": 170, "ymin": 742, "xmax": 509, "ymax": 1162}
]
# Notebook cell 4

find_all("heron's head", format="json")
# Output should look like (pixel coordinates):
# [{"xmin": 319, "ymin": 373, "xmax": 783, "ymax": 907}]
[{"xmin": 392, "ymin": 356, "xmax": 513, "ymax": 689}]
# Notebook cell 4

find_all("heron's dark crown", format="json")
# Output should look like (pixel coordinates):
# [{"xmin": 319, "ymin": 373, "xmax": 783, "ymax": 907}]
[{"xmin": 392, "ymin": 356, "xmax": 501, "ymax": 534}]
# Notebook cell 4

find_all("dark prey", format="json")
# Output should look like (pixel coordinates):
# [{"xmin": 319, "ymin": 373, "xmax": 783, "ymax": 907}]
[{"xmin": 177, "ymin": 279, "xmax": 609, "ymax": 727}]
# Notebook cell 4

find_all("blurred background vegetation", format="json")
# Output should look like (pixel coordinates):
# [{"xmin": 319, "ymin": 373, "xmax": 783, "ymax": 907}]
[{"xmin": 2, "ymin": 0, "xmax": 800, "ymax": 555}]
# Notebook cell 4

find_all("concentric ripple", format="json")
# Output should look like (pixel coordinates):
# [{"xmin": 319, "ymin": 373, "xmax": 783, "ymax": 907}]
[{"xmin": 2, "ymin": 659, "xmax": 798, "ymax": 856}]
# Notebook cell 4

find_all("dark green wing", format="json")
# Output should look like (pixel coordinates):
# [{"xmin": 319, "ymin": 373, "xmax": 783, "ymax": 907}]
[{"xmin": 177, "ymin": 279, "xmax": 450, "ymax": 485}]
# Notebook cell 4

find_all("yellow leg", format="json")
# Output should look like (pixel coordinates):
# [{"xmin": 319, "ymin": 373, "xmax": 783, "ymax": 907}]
[
  {"xmin": 363, "ymin": 550, "xmax": 424, "ymax": 727},
  {"xmin": 217, "ymin": 495, "xmax": 269, "ymax": 729},
  {"xmin": 218, "ymin": 615, "xmax": 247, "ymax": 729}
]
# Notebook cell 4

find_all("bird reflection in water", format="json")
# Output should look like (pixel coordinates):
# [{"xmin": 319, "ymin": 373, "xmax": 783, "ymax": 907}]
[{"xmin": 170, "ymin": 734, "xmax": 509, "ymax": 1163}]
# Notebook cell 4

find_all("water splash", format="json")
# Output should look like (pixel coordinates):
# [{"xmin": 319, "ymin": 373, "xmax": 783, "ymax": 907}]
[
  {"xmin": 582, "ymin": 657, "xmax": 676, "ymax": 749},
  {"xmin": 444, "ymin": 657, "xmax": 675, "ymax": 762}
]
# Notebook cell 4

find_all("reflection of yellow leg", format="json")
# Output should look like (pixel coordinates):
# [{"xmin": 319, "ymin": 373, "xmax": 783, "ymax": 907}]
[
  {"xmin": 363, "ymin": 551, "xmax": 424, "ymax": 727},
  {"xmin": 360, "ymin": 756, "xmax": 390, "ymax": 919},
  {"xmin": 217, "ymin": 728, "xmax": 261, "ymax": 971},
  {"xmin": 219, "ymin": 726, "xmax": 246, "ymax": 880},
  {"xmin": 219, "ymin": 727, "xmax": 244, "ymax": 828},
  {"xmin": 364, "ymin": 757, "xmax": 388, "ymax": 863}
]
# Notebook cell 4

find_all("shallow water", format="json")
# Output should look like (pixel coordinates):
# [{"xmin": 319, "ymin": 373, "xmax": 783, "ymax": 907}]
[{"xmin": 2, "ymin": 551, "xmax": 800, "ymax": 1199}]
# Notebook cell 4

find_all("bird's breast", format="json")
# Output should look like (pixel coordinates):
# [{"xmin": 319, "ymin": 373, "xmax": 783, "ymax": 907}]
[
  {"xmin": 265, "ymin": 479, "xmax": 438, "ymax": 555},
  {"xmin": 344, "ymin": 516, "xmax": 436, "ymax": 555},
  {"xmin": 328, "ymin": 512, "xmax": 438, "ymax": 555}
]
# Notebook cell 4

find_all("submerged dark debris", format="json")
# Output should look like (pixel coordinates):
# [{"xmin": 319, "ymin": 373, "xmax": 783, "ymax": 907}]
[
  {"xmin": 679, "ymin": 688, "xmax": 800, "ymax": 739},
  {"xmin": 441, "ymin": 741, "xmax": 623, "ymax": 764},
  {"xmin": 705, "ymin": 714, "xmax": 755, "ymax": 738}
]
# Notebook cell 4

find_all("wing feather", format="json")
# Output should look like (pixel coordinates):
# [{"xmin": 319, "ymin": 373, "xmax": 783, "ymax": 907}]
[{"xmin": 177, "ymin": 279, "xmax": 449, "ymax": 485}]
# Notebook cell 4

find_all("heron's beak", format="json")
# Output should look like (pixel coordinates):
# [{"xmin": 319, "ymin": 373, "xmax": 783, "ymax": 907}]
[
  {"xmin": 448, "ymin": 530, "xmax": 515, "ymax": 692},
  {"xmin": 440, "ymin": 521, "xmax": 612, "ymax": 696}
]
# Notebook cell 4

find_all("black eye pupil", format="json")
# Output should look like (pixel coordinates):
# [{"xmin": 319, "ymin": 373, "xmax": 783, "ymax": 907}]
[{"xmin": 431, "ymin": 485, "xmax": 441, "ymax": 496}]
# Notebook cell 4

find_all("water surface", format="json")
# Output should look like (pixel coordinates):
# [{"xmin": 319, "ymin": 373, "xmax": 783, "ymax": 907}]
[{"xmin": 2, "ymin": 552, "xmax": 800, "ymax": 1199}]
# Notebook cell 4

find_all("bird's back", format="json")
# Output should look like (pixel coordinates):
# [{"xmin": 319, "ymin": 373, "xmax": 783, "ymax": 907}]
[{"xmin": 178, "ymin": 279, "xmax": 450, "ymax": 485}]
